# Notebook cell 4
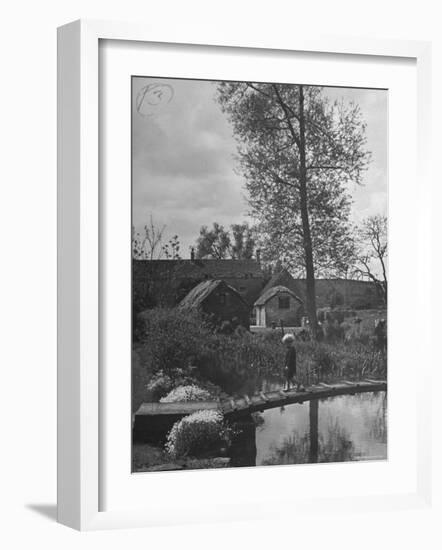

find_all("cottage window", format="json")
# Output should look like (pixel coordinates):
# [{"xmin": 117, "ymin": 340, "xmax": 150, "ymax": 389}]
[
  {"xmin": 278, "ymin": 296, "xmax": 290, "ymax": 309},
  {"xmin": 219, "ymin": 293, "xmax": 226, "ymax": 305}
]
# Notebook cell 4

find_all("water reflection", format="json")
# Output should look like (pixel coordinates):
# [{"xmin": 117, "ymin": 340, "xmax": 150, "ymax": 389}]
[{"xmin": 229, "ymin": 392, "xmax": 387, "ymax": 467}]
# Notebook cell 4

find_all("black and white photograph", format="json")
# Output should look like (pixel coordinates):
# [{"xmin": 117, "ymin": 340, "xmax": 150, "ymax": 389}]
[{"xmin": 131, "ymin": 76, "xmax": 388, "ymax": 473}]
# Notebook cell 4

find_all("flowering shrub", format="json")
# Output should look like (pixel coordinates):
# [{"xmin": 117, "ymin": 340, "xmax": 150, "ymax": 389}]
[
  {"xmin": 160, "ymin": 385, "xmax": 211, "ymax": 403},
  {"xmin": 165, "ymin": 410, "xmax": 226, "ymax": 458}
]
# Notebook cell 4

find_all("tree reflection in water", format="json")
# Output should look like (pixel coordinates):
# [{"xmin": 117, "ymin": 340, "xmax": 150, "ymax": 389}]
[
  {"xmin": 262, "ymin": 418, "xmax": 355, "ymax": 466},
  {"xmin": 366, "ymin": 392, "xmax": 387, "ymax": 443},
  {"xmin": 347, "ymin": 391, "xmax": 388, "ymax": 443},
  {"xmin": 228, "ymin": 392, "xmax": 387, "ymax": 467}
]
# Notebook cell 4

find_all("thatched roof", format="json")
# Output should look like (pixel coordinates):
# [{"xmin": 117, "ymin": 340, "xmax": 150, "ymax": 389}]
[
  {"xmin": 254, "ymin": 285, "xmax": 302, "ymax": 307},
  {"xmin": 179, "ymin": 279, "xmax": 247, "ymax": 310},
  {"xmin": 262, "ymin": 268, "xmax": 303, "ymax": 295}
]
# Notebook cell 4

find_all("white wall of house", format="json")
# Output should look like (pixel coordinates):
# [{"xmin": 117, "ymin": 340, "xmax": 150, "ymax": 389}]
[{"xmin": 256, "ymin": 305, "xmax": 266, "ymax": 327}]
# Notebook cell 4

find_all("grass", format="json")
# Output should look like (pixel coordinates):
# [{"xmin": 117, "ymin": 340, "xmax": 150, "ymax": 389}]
[{"xmin": 132, "ymin": 443, "xmax": 167, "ymax": 471}]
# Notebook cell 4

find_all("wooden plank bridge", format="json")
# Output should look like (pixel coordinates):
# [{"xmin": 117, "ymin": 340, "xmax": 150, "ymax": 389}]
[{"xmin": 133, "ymin": 378, "xmax": 387, "ymax": 442}]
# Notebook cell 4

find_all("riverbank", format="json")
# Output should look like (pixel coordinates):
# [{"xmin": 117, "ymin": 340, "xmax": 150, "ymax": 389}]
[{"xmin": 133, "ymin": 443, "xmax": 230, "ymax": 472}]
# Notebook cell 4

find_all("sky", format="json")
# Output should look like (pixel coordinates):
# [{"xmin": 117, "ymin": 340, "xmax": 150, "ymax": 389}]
[{"xmin": 132, "ymin": 77, "xmax": 387, "ymax": 257}]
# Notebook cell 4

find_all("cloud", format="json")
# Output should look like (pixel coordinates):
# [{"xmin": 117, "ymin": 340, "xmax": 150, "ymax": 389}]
[{"xmin": 132, "ymin": 78, "xmax": 388, "ymax": 253}]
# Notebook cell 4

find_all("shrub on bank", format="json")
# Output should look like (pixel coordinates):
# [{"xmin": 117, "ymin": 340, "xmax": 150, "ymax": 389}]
[
  {"xmin": 137, "ymin": 308, "xmax": 213, "ymax": 376},
  {"xmin": 165, "ymin": 410, "xmax": 226, "ymax": 459},
  {"xmin": 135, "ymin": 308, "xmax": 285, "ymax": 395},
  {"xmin": 160, "ymin": 385, "xmax": 212, "ymax": 403}
]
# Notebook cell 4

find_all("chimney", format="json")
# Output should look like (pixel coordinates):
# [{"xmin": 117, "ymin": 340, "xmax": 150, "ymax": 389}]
[
  {"xmin": 190, "ymin": 247, "xmax": 195, "ymax": 261},
  {"xmin": 256, "ymin": 249, "xmax": 261, "ymax": 264}
]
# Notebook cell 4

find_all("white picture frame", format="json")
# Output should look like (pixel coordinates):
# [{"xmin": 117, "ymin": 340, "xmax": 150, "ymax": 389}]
[{"xmin": 57, "ymin": 19, "xmax": 432, "ymax": 531}]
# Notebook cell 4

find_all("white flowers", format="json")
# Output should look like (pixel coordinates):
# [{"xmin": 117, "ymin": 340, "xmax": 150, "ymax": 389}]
[
  {"xmin": 165, "ymin": 409, "xmax": 225, "ymax": 458},
  {"xmin": 160, "ymin": 385, "xmax": 211, "ymax": 403},
  {"xmin": 180, "ymin": 409, "xmax": 223, "ymax": 424}
]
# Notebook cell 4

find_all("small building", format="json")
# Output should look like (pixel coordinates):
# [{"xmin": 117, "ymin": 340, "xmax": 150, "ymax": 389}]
[
  {"xmin": 179, "ymin": 279, "xmax": 251, "ymax": 330},
  {"xmin": 254, "ymin": 285, "xmax": 304, "ymax": 328}
]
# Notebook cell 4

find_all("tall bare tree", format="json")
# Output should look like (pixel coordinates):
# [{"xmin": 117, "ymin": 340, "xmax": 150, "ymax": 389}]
[
  {"xmin": 217, "ymin": 82, "xmax": 371, "ymax": 337},
  {"xmin": 132, "ymin": 214, "xmax": 166, "ymax": 260},
  {"xmin": 353, "ymin": 215, "xmax": 387, "ymax": 304}
]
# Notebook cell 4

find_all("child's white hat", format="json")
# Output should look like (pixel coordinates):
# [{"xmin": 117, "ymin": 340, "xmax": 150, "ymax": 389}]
[{"xmin": 282, "ymin": 333, "xmax": 295, "ymax": 344}]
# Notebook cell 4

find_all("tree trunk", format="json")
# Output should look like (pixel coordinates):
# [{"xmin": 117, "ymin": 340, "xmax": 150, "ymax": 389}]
[
  {"xmin": 298, "ymin": 85, "xmax": 319, "ymax": 338},
  {"xmin": 379, "ymin": 280, "xmax": 387, "ymax": 305}
]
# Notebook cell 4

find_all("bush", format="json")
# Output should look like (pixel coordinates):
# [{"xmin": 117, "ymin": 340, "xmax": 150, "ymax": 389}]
[
  {"xmin": 137, "ymin": 308, "xmax": 213, "ymax": 377},
  {"xmin": 160, "ymin": 385, "xmax": 212, "ymax": 403},
  {"xmin": 145, "ymin": 370, "xmax": 174, "ymax": 401},
  {"xmin": 322, "ymin": 320, "xmax": 344, "ymax": 343},
  {"xmin": 165, "ymin": 410, "xmax": 227, "ymax": 459},
  {"xmin": 135, "ymin": 308, "xmax": 285, "ymax": 396},
  {"xmin": 313, "ymin": 345, "xmax": 337, "ymax": 377}
]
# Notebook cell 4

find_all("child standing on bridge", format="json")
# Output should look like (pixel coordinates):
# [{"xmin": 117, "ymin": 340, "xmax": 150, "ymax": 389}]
[{"xmin": 282, "ymin": 333, "xmax": 299, "ymax": 392}]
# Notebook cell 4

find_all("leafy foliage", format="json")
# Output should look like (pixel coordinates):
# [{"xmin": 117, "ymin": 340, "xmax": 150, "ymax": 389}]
[
  {"xmin": 195, "ymin": 222, "xmax": 231, "ymax": 259},
  {"xmin": 136, "ymin": 308, "xmax": 212, "ymax": 376},
  {"xmin": 230, "ymin": 223, "xmax": 256, "ymax": 259},
  {"xmin": 162, "ymin": 234, "xmax": 181, "ymax": 259},
  {"xmin": 216, "ymin": 83, "xmax": 370, "ymax": 277},
  {"xmin": 195, "ymin": 221, "xmax": 256, "ymax": 260}
]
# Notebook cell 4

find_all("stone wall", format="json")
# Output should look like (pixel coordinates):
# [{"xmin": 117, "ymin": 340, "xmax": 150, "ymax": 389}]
[{"xmin": 292, "ymin": 278, "xmax": 384, "ymax": 309}]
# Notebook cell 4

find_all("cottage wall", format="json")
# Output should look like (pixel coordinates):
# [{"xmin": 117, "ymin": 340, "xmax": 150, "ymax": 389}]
[
  {"xmin": 256, "ymin": 306, "xmax": 266, "ymax": 327},
  {"xmin": 263, "ymin": 292, "xmax": 303, "ymax": 327}
]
